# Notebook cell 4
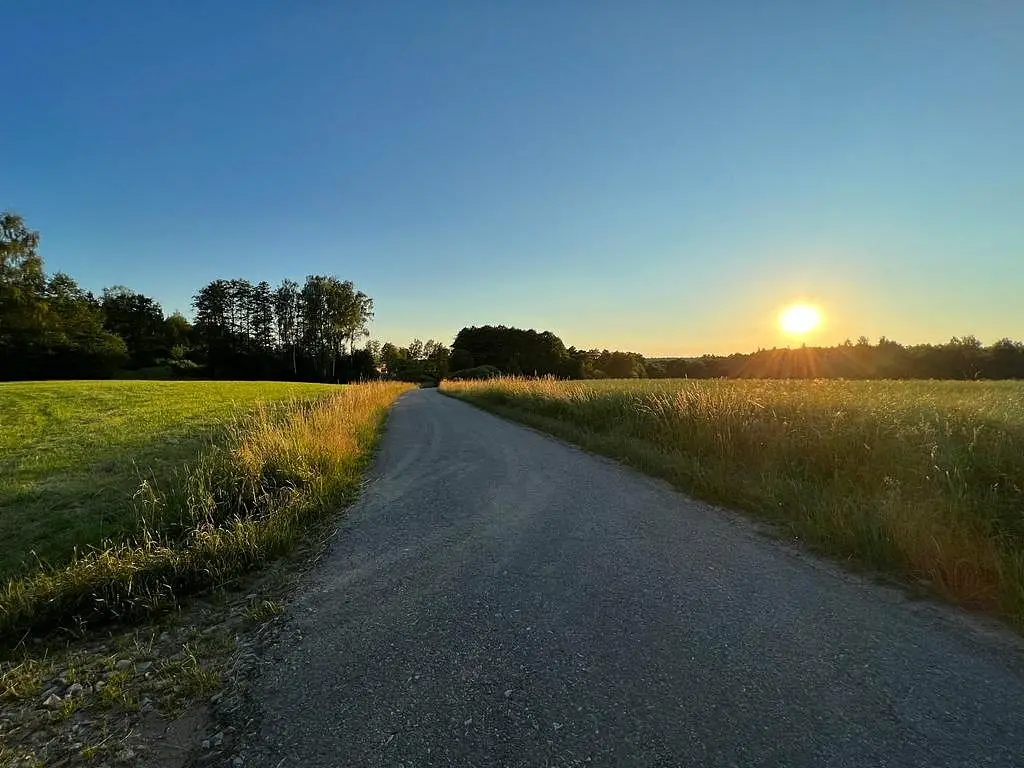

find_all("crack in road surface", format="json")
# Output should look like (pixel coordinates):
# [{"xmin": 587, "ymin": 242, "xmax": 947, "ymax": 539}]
[{"xmin": 230, "ymin": 389, "xmax": 1024, "ymax": 767}]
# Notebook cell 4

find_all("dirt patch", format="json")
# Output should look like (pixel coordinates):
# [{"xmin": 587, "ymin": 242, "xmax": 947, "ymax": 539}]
[{"xmin": 140, "ymin": 705, "xmax": 212, "ymax": 768}]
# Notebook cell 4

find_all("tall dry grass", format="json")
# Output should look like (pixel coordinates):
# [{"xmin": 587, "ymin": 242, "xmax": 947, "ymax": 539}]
[
  {"xmin": 443, "ymin": 378, "xmax": 1024, "ymax": 625},
  {"xmin": 0, "ymin": 382, "xmax": 411, "ymax": 644}
]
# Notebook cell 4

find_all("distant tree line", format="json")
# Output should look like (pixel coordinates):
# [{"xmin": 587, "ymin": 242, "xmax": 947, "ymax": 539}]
[
  {"xmin": 656, "ymin": 336, "xmax": 1024, "ymax": 380},
  {"xmin": 5, "ymin": 212, "xmax": 1022, "ymax": 383},
  {"xmin": 448, "ymin": 326, "xmax": 662, "ymax": 379},
  {"xmin": 375, "ymin": 339, "xmax": 451, "ymax": 384},
  {"xmin": 0, "ymin": 212, "xmax": 386, "ymax": 383},
  {"xmin": 450, "ymin": 325, "xmax": 1024, "ymax": 381}
]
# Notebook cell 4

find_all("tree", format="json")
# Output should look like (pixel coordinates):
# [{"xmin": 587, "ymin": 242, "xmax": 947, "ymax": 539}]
[
  {"xmin": 450, "ymin": 348, "xmax": 474, "ymax": 371},
  {"xmin": 165, "ymin": 312, "xmax": 192, "ymax": 348},
  {"xmin": 334, "ymin": 347, "xmax": 377, "ymax": 382},
  {"xmin": 101, "ymin": 286, "xmax": 166, "ymax": 367},
  {"xmin": 365, "ymin": 339, "xmax": 382, "ymax": 365},
  {"xmin": 594, "ymin": 350, "xmax": 647, "ymax": 378},
  {"xmin": 451, "ymin": 325, "xmax": 570, "ymax": 376},
  {"xmin": 224, "ymin": 279, "xmax": 250, "ymax": 345},
  {"xmin": 274, "ymin": 279, "xmax": 300, "ymax": 377},
  {"xmin": 192, "ymin": 280, "xmax": 238, "ymax": 375},
  {"xmin": 424, "ymin": 341, "xmax": 451, "ymax": 382},
  {"xmin": 250, "ymin": 281, "xmax": 276, "ymax": 352},
  {"xmin": 3, "ymin": 211, "xmax": 391, "ymax": 381},
  {"xmin": 946, "ymin": 335, "xmax": 984, "ymax": 379},
  {"xmin": 379, "ymin": 342, "xmax": 404, "ymax": 375},
  {"xmin": 299, "ymin": 276, "xmax": 374, "ymax": 381},
  {"xmin": 42, "ymin": 272, "xmax": 128, "ymax": 377},
  {"xmin": 988, "ymin": 338, "xmax": 1024, "ymax": 379},
  {"xmin": 407, "ymin": 338, "xmax": 425, "ymax": 360},
  {"xmin": 0, "ymin": 212, "xmax": 46, "ymax": 355},
  {"xmin": 1, "ymin": 215, "xmax": 126, "ymax": 379}
]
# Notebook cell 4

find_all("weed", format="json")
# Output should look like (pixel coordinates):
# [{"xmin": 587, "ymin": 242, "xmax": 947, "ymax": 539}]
[
  {"xmin": 99, "ymin": 669, "xmax": 138, "ymax": 711},
  {"xmin": 155, "ymin": 643, "xmax": 223, "ymax": 714},
  {"xmin": 245, "ymin": 599, "xmax": 285, "ymax": 623},
  {"xmin": 0, "ymin": 657, "xmax": 52, "ymax": 700},
  {"xmin": 55, "ymin": 695, "xmax": 79, "ymax": 721},
  {"xmin": 0, "ymin": 745, "xmax": 43, "ymax": 768},
  {"xmin": 177, "ymin": 645, "xmax": 220, "ymax": 698},
  {"xmin": 81, "ymin": 743, "xmax": 101, "ymax": 760}
]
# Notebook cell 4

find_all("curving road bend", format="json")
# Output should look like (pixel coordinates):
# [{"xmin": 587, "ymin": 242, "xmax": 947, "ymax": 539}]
[{"xmin": 235, "ymin": 389, "xmax": 1024, "ymax": 767}]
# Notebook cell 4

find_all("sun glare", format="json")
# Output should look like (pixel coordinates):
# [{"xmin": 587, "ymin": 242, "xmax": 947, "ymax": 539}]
[{"xmin": 779, "ymin": 303, "xmax": 822, "ymax": 336}]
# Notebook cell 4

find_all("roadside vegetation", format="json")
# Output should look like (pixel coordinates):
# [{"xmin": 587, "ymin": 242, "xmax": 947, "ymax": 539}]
[
  {"xmin": 0, "ymin": 380, "xmax": 340, "ymax": 577},
  {"xmin": 0, "ymin": 380, "xmax": 411, "ymax": 643},
  {"xmin": 443, "ymin": 378, "xmax": 1024, "ymax": 626}
]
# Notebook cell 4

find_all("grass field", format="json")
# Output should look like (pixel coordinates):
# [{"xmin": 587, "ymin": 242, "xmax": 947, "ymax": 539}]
[
  {"xmin": 0, "ymin": 380, "xmax": 412, "ymax": 641},
  {"xmin": 443, "ymin": 378, "xmax": 1024, "ymax": 625},
  {"xmin": 0, "ymin": 380, "xmax": 338, "ymax": 577}
]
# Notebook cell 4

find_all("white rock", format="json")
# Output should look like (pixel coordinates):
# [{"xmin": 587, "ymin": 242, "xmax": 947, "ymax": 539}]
[{"xmin": 43, "ymin": 693, "xmax": 63, "ymax": 709}]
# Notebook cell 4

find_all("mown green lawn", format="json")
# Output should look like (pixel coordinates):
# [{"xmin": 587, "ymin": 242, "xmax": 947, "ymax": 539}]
[{"xmin": 0, "ymin": 380, "xmax": 337, "ymax": 576}]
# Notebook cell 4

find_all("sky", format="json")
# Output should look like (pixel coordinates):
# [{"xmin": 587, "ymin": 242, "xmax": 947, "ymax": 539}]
[{"xmin": 3, "ymin": 1, "xmax": 1022, "ymax": 356}]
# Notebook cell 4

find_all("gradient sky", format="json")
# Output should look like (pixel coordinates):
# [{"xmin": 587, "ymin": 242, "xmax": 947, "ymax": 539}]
[{"xmin": 3, "ymin": 1, "xmax": 1021, "ymax": 356}]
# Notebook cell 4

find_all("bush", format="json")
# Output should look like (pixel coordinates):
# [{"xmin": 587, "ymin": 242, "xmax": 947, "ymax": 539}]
[
  {"xmin": 112, "ymin": 365, "xmax": 174, "ymax": 380},
  {"xmin": 167, "ymin": 358, "xmax": 205, "ymax": 377},
  {"xmin": 448, "ymin": 365, "xmax": 502, "ymax": 381}
]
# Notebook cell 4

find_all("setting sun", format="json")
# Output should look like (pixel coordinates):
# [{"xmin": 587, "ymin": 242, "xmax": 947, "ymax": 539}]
[{"xmin": 779, "ymin": 303, "xmax": 822, "ymax": 336}]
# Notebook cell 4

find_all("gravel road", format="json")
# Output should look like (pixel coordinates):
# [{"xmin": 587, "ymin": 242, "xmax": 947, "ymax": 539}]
[{"xmin": 235, "ymin": 389, "xmax": 1024, "ymax": 767}]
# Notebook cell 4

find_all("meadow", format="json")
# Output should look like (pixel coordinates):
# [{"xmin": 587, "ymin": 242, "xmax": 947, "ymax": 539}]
[
  {"xmin": 442, "ymin": 378, "xmax": 1024, "ymax": 625},
  {"xmin": 0, "ymin": 380, "xmax": 338, "ymax": 576},
  {"xmin": 0, "ymin": 380, "xmax": 411, "ymax": 641}
]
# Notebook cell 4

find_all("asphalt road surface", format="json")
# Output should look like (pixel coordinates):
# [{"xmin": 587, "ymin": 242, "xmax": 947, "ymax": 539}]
[{"xmin": 236, "ymin": 389, "xmax": 1024, "ymax": 767}]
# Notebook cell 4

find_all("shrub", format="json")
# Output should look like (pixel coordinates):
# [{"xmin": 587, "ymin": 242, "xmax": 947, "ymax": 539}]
[{"xmin": 448, "ymin": 365, "xmax": 502, "ymax": 381}]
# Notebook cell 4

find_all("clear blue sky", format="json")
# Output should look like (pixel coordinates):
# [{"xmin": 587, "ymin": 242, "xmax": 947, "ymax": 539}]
[{"xmin": 3, "ymin": 1, "xmax": 1021, "ymax": 355}]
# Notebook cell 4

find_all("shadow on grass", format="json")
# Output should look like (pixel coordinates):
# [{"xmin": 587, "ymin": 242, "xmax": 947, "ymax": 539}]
[{"xmin": 0, "ymin": 427, "xmax": 228, "ymax": 579}]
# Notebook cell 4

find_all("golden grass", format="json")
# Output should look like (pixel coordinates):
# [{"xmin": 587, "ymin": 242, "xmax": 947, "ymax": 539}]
[
  {"xmin": 443, "ymin": 377, "xmax": 1024, "ymax": 625},
  {"xmin": 0, "ymin": 382, "xmax": 412, "ymax": 644}
]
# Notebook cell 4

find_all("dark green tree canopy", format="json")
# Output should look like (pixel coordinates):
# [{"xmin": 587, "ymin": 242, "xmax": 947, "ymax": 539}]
[
  {"xmin": 0, "ymin": 212, "xmax": 46, "ymax": 345},
  {"xmin": 451, "ymin": 325, "xmax": 569, "ymax": 376},
  {"xmin": 101, "ymin": 286, "xmax": 167, "ymax": 366},
  {"xmin": 1, "ymin": 213, "xmax": 127, "ymax": 377},
  {"xmin": 190, "ymin": 274, "xmax": 374, "ymax": 382}
]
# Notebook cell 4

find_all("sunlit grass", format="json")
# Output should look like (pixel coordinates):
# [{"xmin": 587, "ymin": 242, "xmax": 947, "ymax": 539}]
[
  {"xmin": 0, "ymin": 380, "xmax": 338, "ymax": 576},
  {"xmin": 443, "ymin": 378, "xmax": 1024, "ymax": 625},
  {"xmin": 0, "ymin": 381, "xmax": 412, "ymax": 642}
]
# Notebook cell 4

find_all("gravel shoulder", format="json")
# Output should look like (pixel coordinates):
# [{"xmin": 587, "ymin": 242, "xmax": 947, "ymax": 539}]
[{"xmin": 220, "ymin": 389, "xmax": 1024, "ymax": 767}]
